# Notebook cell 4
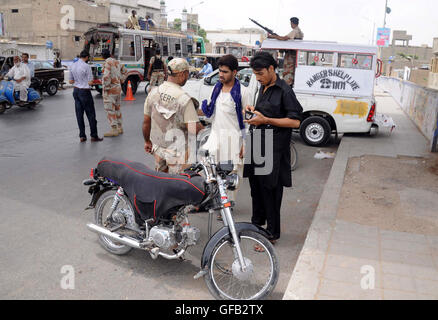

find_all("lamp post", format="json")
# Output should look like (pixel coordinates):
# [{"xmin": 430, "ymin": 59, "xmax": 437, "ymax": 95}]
[
  {"xmin": 383, "ymin": 0, "xmax": 391, "ymax": 28},
  {"xmin": 190, "ymin": 1, "xmax": 204, "ymax": 35}
]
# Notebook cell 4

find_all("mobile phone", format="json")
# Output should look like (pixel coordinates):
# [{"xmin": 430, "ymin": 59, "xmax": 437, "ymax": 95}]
[{"xmin": 245, "ymin": 110, "xmax": 256, "ymax": 120}]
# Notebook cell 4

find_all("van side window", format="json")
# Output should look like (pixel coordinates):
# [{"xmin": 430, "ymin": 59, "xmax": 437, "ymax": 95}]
[
  {"xmin": 356, "ymin": 54, "xmax": 373, "ymax": 70},
  {"xmin": 304, "ymin": 52, "xmax": 334, "ymax": 67},
  {"xmin": 338, "ymin": 54, "xmax": 373, "ymax": 70}
]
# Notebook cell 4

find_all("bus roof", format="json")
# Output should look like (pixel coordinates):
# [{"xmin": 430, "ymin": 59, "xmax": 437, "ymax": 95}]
[
  {"xmin": 85, "ymin": 24, "xmax": 191, "ymax": 40},
  {"xmin": 261, "ymin": 39, "xmax": 378, "ymax": 55}
]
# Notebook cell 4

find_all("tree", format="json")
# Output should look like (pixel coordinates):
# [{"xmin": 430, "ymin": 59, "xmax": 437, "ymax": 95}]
[
  {"xmin": 173, "ymin": 18, "xmax": 181, "ymax": 31},
  {"xmin": 198, "ymin": 28, "xmax": 208, "ymax": 43},
  {"xmin": 398, "ymin": 53, "xmax": 419, "ymax": 69}
]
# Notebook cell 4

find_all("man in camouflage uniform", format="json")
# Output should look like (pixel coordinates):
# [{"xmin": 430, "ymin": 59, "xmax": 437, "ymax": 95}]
[
  {"xmin": 143, "ymin": 58, "xmax": 203, "ymax": 174},
  {"xmin": 268, "ymin": 17, "xmax": 304, "ymax": 87},
  {"xmin": 101, "ymin": 49, "xmax": 128, "ymax": 137}
]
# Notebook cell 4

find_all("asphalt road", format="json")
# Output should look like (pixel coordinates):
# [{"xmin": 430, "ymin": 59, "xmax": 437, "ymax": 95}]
[{"xmin": 0, "ymin": 85, "xmax": 338, "ymax": 300}]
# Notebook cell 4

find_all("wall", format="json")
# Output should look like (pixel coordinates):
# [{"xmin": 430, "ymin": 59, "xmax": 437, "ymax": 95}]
[
  {"xmin": 410, "ymin": 69, "xmax": 430, "ymax": 87},
  {"xmin": 429, "ymin": 73, "xmax": 438, "ymax": 90},
  {"xmin": 0, "ymin": 43, "xmax": 51, "ymax": 60},
  {"xmin": 0, "ymin": 0, "xmax": 109, "ymax": 59},
  {"xmin": 377, "ymin": 77, "xmax": 438, "ymax": 152}
]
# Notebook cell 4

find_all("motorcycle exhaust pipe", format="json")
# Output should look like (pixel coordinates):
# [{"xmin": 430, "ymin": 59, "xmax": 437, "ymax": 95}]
[
  {"xmin": 87, "ymin": 223, "xmax": 142, "ymax": 249},
  {"xmin": 87, "ymin": 223, "xmax": 187, "ymax": 260}
]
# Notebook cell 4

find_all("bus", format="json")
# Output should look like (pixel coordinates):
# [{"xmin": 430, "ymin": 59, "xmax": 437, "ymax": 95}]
[{"xmin": 83, "ymin": 23, "xmax": 204, "ymax": 95}]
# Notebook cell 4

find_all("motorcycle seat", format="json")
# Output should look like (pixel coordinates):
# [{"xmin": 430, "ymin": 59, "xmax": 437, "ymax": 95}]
[{"xmin": 96, "ymin": 157, "xmax": 206, "ymax": 220}]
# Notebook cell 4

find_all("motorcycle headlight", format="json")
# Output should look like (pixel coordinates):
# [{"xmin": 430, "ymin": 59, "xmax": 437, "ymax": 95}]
[{"xmin": 226, "ymin": 173, "xmax": 240, "ymax": 191}]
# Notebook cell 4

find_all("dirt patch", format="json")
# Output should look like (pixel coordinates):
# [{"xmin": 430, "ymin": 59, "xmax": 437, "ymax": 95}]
[{"xmin": 337, "ymin": 154, "xmax": 438, "ymax": 235}]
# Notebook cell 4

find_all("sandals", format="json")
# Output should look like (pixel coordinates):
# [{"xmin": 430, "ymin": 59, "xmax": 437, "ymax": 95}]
[{"xmin": 254, "ymin": 239, "xmax": 277, "ymax": 253}]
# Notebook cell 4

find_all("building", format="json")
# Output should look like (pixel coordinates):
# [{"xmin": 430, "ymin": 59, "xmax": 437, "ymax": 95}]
[
  {"xmin": 104, "ymin": 0, "xmax": 161, "ymax": 26},
  {"xmin": 380, "ymin": 30, "xmax": 434, "ymax": 76},
  {"xmin": 206, "ymin": 28, "xmax": 265, "ymax": 48},
  {"xmin": 214, "ymin": 41, "xmax": 254, "ymax": 58},
  {"xmin": 0, "ymin": 0, "xmax": 109, "ymax": 59},
  {"xmin": 428, "ymin": 38, "xmax": 438, "ymax": 90},
  {"xmin": 0, "ymin": 39, "xmax": 51, "ymax": 60}
]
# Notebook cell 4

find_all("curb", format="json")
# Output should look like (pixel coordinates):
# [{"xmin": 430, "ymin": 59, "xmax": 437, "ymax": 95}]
[{"xmin": 282, "ymin": 137, "xmax": 352, "ymax": 300}]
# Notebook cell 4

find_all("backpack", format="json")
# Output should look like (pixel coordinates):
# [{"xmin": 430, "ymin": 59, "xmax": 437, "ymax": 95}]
[{"xmin": 152, "ymin": 55, "xmax": 164, "ymax": 71}]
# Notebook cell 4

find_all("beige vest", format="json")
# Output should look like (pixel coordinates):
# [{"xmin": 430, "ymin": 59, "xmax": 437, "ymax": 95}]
[{"xmin": 149, "ymin": 85, "xmax": 191, "ymax": 151}]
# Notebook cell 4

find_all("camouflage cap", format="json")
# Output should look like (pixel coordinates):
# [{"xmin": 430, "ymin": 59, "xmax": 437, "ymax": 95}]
[{"xmin": 167, "ymin": 58, "xmax": 190, "ymax": 75}]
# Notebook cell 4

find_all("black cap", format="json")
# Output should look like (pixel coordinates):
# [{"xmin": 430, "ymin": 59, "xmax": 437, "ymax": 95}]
[
  {"xmin": 80, "ymin": 50, "xmax": 90, "ymax": 58},
  {"xmin": 290, "ymin": 17, "xmax": 299, "ymax": 25}
]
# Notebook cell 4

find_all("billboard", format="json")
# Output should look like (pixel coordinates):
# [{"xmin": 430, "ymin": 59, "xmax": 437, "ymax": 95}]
[{"xmin": 376, "ymin": 28, "xmax": 391, "ymax": 47}]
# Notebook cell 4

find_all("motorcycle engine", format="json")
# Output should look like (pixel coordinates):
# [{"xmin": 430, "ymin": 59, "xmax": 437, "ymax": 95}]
[
  {"xmin": 182, "ymin": 225, "xmax": 200, "ymax": 247},
  {"xmin": 149, "ymin": 226, "xmax": 177, "ymax": 251}
]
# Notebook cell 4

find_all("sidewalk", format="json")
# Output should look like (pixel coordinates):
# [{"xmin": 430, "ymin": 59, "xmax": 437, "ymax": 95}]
[{"xmin": 283, "ymin": 86, "xmax": 438, "ymax": 300}]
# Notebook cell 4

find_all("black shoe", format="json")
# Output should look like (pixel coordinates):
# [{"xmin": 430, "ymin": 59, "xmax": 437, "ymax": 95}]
[{"xmin": 91, "ymin": 136, "xmax": 104, "ymax": 142}]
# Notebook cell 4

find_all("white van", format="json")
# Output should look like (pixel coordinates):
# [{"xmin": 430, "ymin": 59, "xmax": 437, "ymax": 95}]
[{"xmin": 257, "ymin": 39, "xmax": 383, "ymax": 146}]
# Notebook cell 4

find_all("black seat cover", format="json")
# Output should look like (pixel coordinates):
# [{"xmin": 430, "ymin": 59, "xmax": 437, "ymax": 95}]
[{"xmin": 97, "ymin": 157, "xmax": 205, "ymax": 220}]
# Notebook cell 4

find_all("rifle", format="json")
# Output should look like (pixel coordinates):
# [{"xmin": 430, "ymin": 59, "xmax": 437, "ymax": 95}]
[{"xmin": 249, "ymin": 18, "xmax": 278, "ymax": 36}]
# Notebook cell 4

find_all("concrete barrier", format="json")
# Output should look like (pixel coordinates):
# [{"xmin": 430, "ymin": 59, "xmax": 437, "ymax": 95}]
[{"xmin": 377, "ymin": 76, "xmax": 438, "ymax": 152}]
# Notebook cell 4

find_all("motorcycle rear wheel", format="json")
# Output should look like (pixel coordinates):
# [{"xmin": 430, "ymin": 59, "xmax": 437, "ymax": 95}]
[
  {"xmin": 204, "ymin": 230, "xmax": 279, "ymax": 300},
  {"xmin": 94, "ymin": 190, "xmax": 133, "ymax": 255}
]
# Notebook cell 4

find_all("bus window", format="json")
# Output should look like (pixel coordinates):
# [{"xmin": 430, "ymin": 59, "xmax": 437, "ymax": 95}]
[
  {"xmin": 121, "ymin": 35, "xmax": 135, "ymax": 61},
  {"xmin": 135, "ymin": 35, "xmax": 142, "ymax": 61},
  {"xmin": 306, "ymin": 52, "xmax": 334, "ymax": 67},
  {"xmin": 113, "ymin": 38, "xmax": 120, "ymax": 58}
]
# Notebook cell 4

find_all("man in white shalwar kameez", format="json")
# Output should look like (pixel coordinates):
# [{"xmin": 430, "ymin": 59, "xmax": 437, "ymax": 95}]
[
  {"xmin": 5, "ymin": 56, "xmax": 31, "ymax": 103},
  {"xmin": 201, "ymin": 55, "xmax": 250, "ymax": 203}
]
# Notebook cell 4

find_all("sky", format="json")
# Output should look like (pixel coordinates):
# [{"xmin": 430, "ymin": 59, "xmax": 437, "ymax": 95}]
[{"xmin": 163, "ymin": 0, "xmax": 438, "ymax": 47}]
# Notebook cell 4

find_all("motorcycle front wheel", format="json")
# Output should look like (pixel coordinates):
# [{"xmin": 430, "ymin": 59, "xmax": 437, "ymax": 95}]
[{"xmin": 204, "ymin": 230, "xmax": 279, "ymax": 300}]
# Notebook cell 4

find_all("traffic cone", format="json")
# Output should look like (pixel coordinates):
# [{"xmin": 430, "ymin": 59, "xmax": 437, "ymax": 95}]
[{"xmin": 124, "ymin": 80, "xmax": 136, "ymax": 101}]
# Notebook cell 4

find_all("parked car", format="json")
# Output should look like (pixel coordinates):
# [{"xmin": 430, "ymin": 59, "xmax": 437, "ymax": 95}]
[{"xmin": 31, "ymin": 60, "xmax": 65, "ymax": 96}]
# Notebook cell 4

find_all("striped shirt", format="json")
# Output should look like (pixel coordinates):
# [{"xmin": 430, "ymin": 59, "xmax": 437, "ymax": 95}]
[{"xmin": 69, "ymin": 59, "xmax": 93, "ymax": 89}]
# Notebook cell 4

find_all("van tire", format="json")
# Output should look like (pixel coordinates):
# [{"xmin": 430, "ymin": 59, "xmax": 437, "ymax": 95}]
[{"xmin": 300, "ymin": 116, "xmax": 331, "ymax": 147}]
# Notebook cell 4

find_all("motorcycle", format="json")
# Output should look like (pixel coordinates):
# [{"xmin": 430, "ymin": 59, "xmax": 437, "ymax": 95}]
[
  {"xmin": 0, "ymin": 80, "xmax": 42, "ymax": 114},
  {"xmin": 83, "ymin": 153, "xmax": 279, "ymax": 300}
]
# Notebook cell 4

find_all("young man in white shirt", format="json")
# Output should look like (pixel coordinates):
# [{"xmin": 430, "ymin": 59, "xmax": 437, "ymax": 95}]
[
  {"xmin": 21, "ymin": 53, "xmax": 35, "ymax": 78},
  {"xmin": 201, "ymin": 55, "xmax": 249, "ymax": 206}
]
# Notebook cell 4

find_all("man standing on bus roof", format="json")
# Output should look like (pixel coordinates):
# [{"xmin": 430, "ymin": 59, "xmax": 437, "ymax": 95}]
[
  {"xmin": 101, "ymin": 49, "xmax": 128, "ymax": 137},
  {"xmin": 268, "ymin": 17, "xmax": 304, "ymax": 87},
  {"xmin": 128, "ymin": 10, "xmax": 141, "ymax": 30},
  {"xmin": 148, "ymin": 48, "xmax": 167, "ymax": 88}
]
